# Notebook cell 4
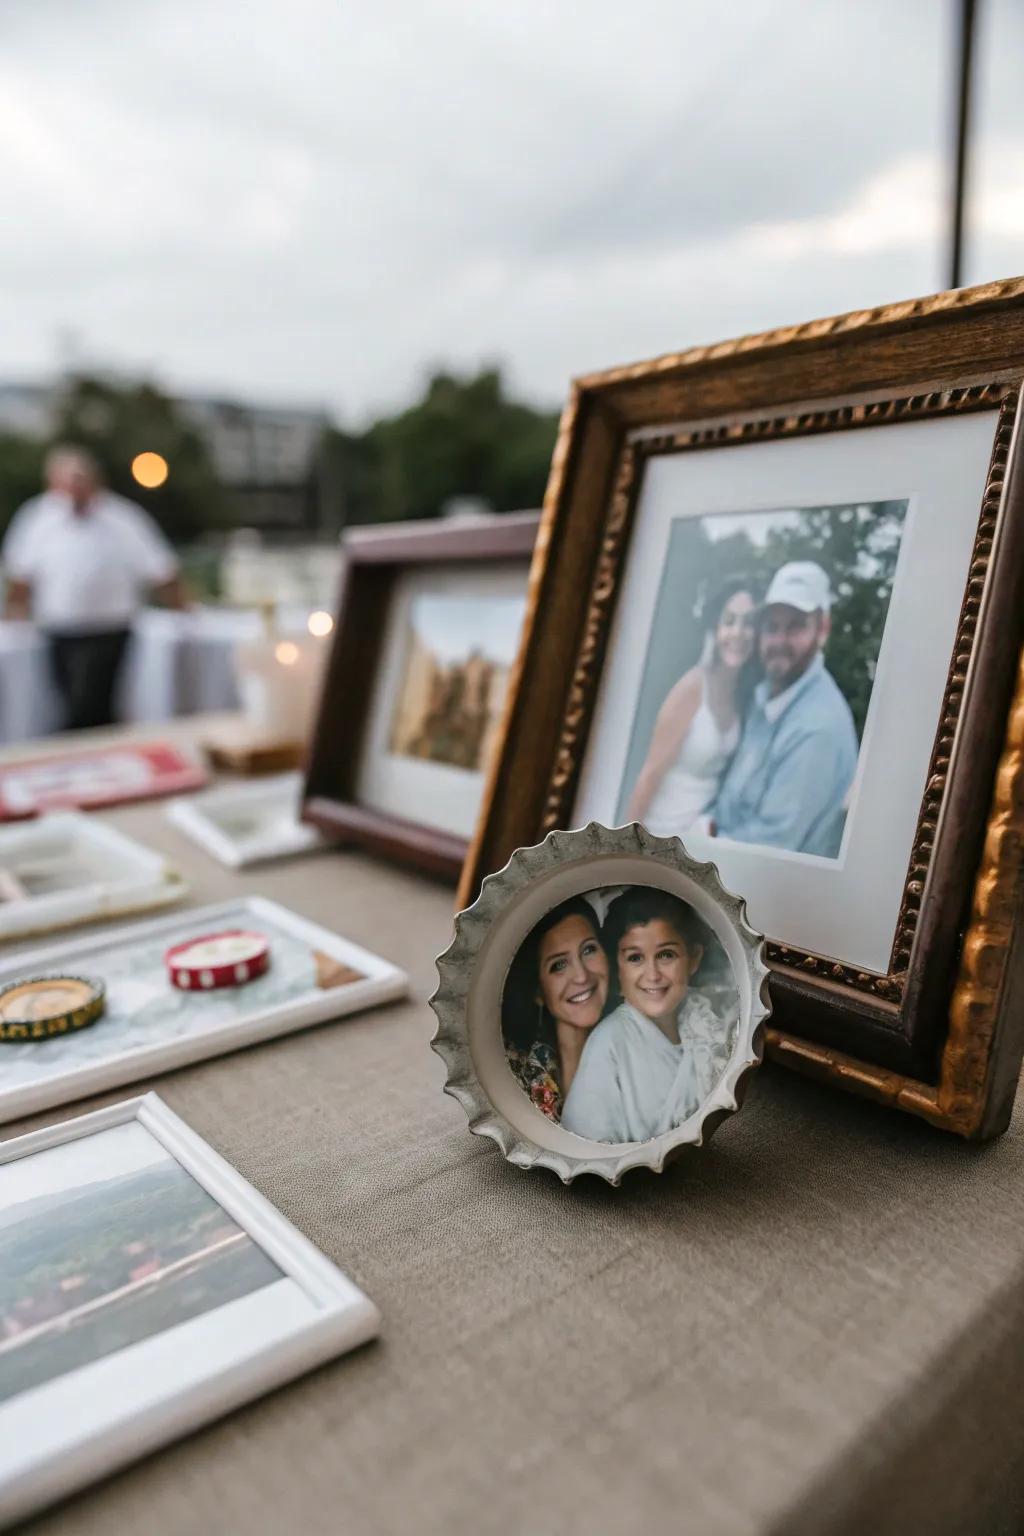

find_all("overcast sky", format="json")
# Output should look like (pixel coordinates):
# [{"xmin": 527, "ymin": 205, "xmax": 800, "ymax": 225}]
[{"xmin": 3, "ymin": 0, "xmax": 1022, "ymax": 425}]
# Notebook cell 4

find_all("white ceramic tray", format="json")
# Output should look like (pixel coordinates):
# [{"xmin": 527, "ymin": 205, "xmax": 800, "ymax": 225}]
[
  {"xmin": 0, "ymin": 895, "xmax": 407, "ymax": 1124},
  {"xmin": 166, "ymin": 773, "xmax": 327, "ymax": 868},
  {"xmin": 0, "ymin": 813, "xmax": 187, "ymax": 941}
]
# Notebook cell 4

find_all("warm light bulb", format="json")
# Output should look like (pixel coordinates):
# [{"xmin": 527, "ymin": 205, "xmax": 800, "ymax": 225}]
[
  {"xmin": 308, "ymin": 610, "xmax": 334, "ymax": 637},
  {"xmin": 131, "ymin": 451, "xmax": 169, "ymax": 488},
  {"xmin": 275, "ymin": 641, "xmax": 300, "ymax": 666}
]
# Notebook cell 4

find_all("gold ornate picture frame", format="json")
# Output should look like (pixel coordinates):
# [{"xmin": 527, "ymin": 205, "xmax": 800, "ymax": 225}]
[{"xmin": 461, "ymin": 277, "xmax": 1024, "ymax": 1139}]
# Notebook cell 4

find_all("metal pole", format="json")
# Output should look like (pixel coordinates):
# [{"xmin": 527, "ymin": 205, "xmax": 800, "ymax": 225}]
[{"xmin": 950, "ymin": 0, "xmax": 979, "ymax": 290}]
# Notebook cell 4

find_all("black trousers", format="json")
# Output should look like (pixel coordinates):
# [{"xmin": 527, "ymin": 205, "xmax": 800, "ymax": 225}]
[{"xmin": 46, "ymin": 628, "xmax": 131, "ymax": 732}]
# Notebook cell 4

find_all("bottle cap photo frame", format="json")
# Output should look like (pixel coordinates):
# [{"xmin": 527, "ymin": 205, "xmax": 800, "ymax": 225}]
[{"xmin": 430, "ymin": 822, "xmax": 769, "ymax": 1184}]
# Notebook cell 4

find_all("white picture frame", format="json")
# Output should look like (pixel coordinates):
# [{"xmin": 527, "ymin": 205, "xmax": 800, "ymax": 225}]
[
  {"xmin": 166, "ymin": 773, "xmax": 328, "ymax": 868},
  {"xmin": 0, "ymin": 812, "xmax": 187, "ymax": 941},
  {"xmin": 0, "ymin": 895, "xmax": 407, "ymax": 1124},
  {"xmin": 0, "ymin": 1092, "xmax": 380, "ymax": 1527}
]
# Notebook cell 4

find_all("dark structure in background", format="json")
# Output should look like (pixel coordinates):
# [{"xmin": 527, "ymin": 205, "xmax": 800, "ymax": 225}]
[
  {"xmin": 0, "ymin": 368, "xmax": 559, "ymax": 543},
  {"xmin": 950, "ymin": 0, "xmax": 979, "ymax": 290},
  {"xmin": 178, "ymin": 396, "xmax": 340, "ymax": 536}
]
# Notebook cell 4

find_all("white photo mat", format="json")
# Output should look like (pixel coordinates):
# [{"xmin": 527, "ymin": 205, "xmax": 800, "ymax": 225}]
[
  {"xmin": 0, "ymin": 1093, "xmax": 380, "ymax": 1527},
  {"xmin": 166, "ymin": 773, "xmax": 327, "ymax": 868},
  {"xmin": 574, "ymin": 410, "xmax": 998, "ymax": 973},
  {"xmin": 356, "ymin": 562, "xmax": 528, "ymax": 840},
  {"xmin": 0, "ymin": 895, "xmax": 408, "ymax": 1124},
  {"xmin": 0, "ymin": 812, "xmax": 187, "ymax": 941}
]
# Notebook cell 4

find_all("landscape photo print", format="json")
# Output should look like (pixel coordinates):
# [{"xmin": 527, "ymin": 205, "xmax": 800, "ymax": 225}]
[
  {"xmin": 388, "ymin": 590, "xmax": 524, "ymax": 774},
  {"xmin": 0, "ymin": 1120, "xmax": 280, "ymax": 1404}
]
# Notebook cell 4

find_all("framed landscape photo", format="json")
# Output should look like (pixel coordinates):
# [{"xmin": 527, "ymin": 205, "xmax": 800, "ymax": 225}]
[
  {"xmin": 302, "ymin": 513, "xmax": 539, "ymax": 880},
  {"xmin": 0, "ymin": 1093, "xmax": 379, "ymax": 1527},
  {"xmin": 461, "ymin": 277, "xmax": 1024, "ymax": 1140}
]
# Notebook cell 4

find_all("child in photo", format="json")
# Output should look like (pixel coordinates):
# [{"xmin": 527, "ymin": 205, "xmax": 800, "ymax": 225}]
[{"xmin": 560, "ymin": 889, "xmax": 735, "ymax": 1144}]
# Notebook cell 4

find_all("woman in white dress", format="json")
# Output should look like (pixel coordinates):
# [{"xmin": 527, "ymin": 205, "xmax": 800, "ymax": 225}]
[
  {"xmin": 626, "ymin": 577, "xmax": 759, "ymax": 838},
  {"xmin": 561, "ymin": 889, "xmax": 736, "ymax": 1145}
]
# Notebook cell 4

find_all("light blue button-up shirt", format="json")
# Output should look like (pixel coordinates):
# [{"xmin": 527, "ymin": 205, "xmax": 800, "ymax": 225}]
[{"xmin": 711, "ymin": 652, "xmax": 858, "ymax": 858}]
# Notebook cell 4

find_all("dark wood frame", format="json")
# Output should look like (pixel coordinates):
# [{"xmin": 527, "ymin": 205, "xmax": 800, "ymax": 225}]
[
  {"xmin": 460, "ymin": 276, "xmax": 1024, "ymax": 1139},
  {"xmin": 302, "ymin": 513, "xmax": 539, "ymax": 881}
]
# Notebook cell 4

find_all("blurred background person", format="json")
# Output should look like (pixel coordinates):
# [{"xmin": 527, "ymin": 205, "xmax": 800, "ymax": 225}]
[{"xmin": 2, "ymin": 446, "xmax": 185, "ymax": 731}]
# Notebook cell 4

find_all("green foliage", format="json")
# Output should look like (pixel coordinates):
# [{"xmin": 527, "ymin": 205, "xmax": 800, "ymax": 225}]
[
  {"xmin": 0, "ymin": 434, "xmax": 46, "ymax": 535},
  {"xmin": 0, "ymin": 366, "xmax": 558, "ymax": 547},
  {"xmin": 333, "ymin": 367, "xmax": 560, "ymax": 525},
  {"xmin": 0, "ymin": 1163, "xmax": 224, "ymax": 1310},
  {"xmin": 50, "ymin": 376, "xmax": 228, "ymax": 544}
]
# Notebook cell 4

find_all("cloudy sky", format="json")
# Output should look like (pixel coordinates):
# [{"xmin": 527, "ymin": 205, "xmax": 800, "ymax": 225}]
[{"xmin": 3, "ymin": 0, "xmax": 1022, "ymax": 424}]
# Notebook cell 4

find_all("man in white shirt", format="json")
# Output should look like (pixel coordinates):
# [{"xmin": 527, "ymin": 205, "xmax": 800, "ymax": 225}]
[{"xmin": 3, "ymin": 445, "xmax": 185, "ymax": 730}]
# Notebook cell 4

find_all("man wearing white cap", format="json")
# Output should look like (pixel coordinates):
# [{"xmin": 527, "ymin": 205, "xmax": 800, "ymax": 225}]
[{"xmin": 707, "ymin": 560, "xmax": 858, "ymax": 858}]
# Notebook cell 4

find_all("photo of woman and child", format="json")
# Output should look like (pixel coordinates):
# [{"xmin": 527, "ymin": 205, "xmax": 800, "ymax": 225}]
[{"xmin": 501, "ymin": 887, "xmax": 738, "ymax": 1145}]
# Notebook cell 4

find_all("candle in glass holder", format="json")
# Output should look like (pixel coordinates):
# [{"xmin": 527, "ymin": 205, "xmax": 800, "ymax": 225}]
[{"xmin": 233, "ymin": 617, "xmax": 330, "ymax": 745}]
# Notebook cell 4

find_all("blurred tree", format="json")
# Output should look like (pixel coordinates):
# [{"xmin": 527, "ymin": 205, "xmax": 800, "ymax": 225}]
[
  {"xmin": 0, "ymin": 435, "xmax": 46, "ymax": 536},
  {"xmin": 333, "ymin": 368, "xmax": 559, "ymax": 525},
  {"xmin": 50, "ymin": 375, "xmax": 228, "ymax": 543}
]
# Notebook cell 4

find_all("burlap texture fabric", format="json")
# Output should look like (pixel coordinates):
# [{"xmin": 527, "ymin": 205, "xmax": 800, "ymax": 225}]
[{"xmin": 8, "ymin": 784, "xmax": 1024, "ymax": 1536}]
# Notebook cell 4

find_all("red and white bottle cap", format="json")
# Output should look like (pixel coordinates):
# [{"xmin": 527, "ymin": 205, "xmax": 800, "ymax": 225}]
[{"xmin": 165, "ymin": 930, "xmax": 271, "ymax": 991}]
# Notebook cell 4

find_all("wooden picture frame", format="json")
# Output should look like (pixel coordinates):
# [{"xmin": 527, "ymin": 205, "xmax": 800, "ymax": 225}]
[
  {"xmin": 302, "ymin": 513, "xmax": 539, "ymax": 880},
  {"xmin": 460, "ymin": 276, "xmax": 1024, "ymax": 1140}
]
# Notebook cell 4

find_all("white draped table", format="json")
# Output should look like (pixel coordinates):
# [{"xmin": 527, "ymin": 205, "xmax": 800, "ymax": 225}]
[{"xmin": 0, "ymin": 607, "xmax": 314, "ymax": 744}]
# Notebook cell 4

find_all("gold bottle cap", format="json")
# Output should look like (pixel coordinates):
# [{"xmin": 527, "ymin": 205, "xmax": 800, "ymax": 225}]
[{"xmin": 0, "ymin": 976, "xmax": 106, "ymax": 1042}]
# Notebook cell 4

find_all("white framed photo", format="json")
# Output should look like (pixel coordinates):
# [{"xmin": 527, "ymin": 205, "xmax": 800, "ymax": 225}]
[
  {"xmin": 166, "ymin": 773, "xmax": 328, "ymax": 868},
  {"xmin": 0, "ymin": 895, "xmax": 407, "ymax": 1124},
  {"xmin": 0, "ymin": 812, "xmax": 187, "ymax": 941},
  {"xmin": 0, "ymin": 1093, "xmax": 380, "ymax": 1527}
]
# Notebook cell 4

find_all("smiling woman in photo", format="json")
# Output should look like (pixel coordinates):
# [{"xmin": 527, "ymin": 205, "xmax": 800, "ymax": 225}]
[
  {"xmin": 560, "ymin": 889, "xmax": 734, "ymax": 1144},
  {"xmin": 625, "ymin": 575, "xmax": 760, "ymax": 840},
  {"xmin": 501, "ymin": 895, "xmax": 610, "ymax": 1122}
]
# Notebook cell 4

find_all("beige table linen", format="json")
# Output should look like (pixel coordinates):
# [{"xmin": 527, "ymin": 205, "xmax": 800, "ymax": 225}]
[{"xmin": 2, "ymin": 722, "xmax": 1023, "ymax": 1536}]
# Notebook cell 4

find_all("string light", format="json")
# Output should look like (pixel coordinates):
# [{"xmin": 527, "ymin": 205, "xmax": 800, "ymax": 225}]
[
  {"xmin": 131, "ymin": 452, "xmax": 169, "ymax": 488},
  {"xmin": 308, "ymin": 610, "xmax": 334, "ymax": 637}
]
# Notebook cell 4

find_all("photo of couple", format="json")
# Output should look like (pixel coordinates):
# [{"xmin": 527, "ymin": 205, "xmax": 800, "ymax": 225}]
[
  {"xmin": 501, "ymin": 885, "xmax": 738, "ymax": 1145},
  {"xmin": 616, "ymin": 500, "xmax": 910, "ymax": 862}
]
